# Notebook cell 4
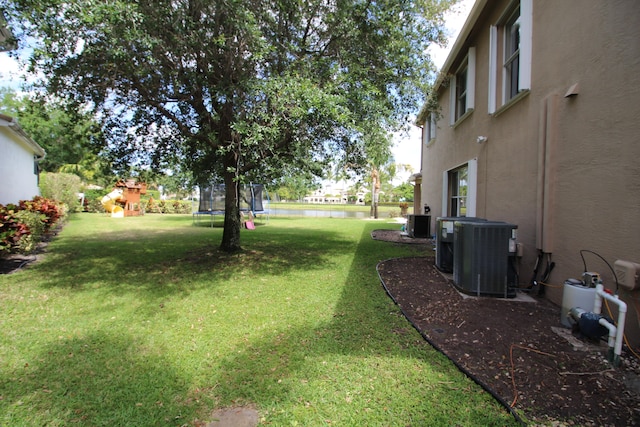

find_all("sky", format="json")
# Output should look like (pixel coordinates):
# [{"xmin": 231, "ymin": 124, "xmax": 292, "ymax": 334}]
[
  {"xmin": 1, "ymin": 0, "xmax": 475, "ymax": 182},
  {"xmin": 391, "ymin": 0, "xmax": 475, "ymax": 180}
]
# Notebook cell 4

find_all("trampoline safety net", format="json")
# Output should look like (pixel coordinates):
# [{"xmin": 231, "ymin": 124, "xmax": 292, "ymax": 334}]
[{"xmin": 196, "ymin": 184, "xmax": 268, "ymax": 214}]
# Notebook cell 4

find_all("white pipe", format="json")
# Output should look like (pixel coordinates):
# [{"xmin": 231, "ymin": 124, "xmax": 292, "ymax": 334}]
[
  {"xmin": 594, "ymin": 283, "xmax": 627, "ymax": 366},
  {"xmin": 598, "ymin": 317, "xmax": 617, "ymax": 353}
]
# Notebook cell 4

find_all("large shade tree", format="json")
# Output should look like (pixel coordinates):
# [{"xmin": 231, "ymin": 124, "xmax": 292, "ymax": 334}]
[{"xmin": 4, "ymin": 0, "xmax": 453, "ymax": 251}]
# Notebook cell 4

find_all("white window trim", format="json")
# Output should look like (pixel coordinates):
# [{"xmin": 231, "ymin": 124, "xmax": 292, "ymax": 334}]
[
  {"xmin": 489, "ymin": 25, "xmax": 497, "ymax": 114},
  {"xmin": 488, "ymin": 0, "xmax": 531, "ymax": 114},
  {"xmin": 467, "ymin": 47, "xmax": 476, "ymax": 112},
  {"xmin": 449, "ymin": 74, "xmax": 457, "ymax": 125},
  {"xmin": 449, "ymin": 47, "xmax": 476, "ymax": 125},
  {"xmin": 502, "ymin": 7, "xmax": 520, "ymax": 105},
  {"xmin": 422, "ymin": 112, "xmax": 437, "ymax": 145},
  {"xmin": 519, "ymin": 0, "xmax": 532, "ymax": 91},
  {"xmin": 428, "ymin": 112, "xmax": 437, "ymax": 142},
  {"xmin": 441, "ymin": 159, "xmax": 477, "ymax": 217}
]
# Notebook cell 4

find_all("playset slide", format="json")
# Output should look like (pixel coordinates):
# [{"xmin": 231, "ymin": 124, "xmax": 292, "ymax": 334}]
[{"xmin": 101, "ymin": 188, "xmax": 125, "ymax": 218}]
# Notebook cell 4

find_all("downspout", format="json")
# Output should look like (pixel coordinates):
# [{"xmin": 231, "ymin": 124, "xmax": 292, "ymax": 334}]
[{"xmin": 536, "ymin": 94, "xmax": 559, "ymax": 254}]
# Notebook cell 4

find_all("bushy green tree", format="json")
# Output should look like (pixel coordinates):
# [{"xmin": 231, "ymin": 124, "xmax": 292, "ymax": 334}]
[
  {"xmin": 6, "ymin": 0, "xmax": 453, "ymax": 251},
  {"xmin": 0, "ymin": 88, "xmax": 108, "ymax": 178},
  {"xmin": 274, "ymin": 174, "xmax": 319, "ymax": 202},
  {"xmin": 39, "ymin": 172, "xmax": 82, "ymax": 212},
  {"xmin": 392, "ymin": 182, "xmax": 415, "ymax": 202}
]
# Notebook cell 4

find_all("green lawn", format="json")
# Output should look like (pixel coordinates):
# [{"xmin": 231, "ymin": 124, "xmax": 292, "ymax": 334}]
[{"xmin": 0, "ymin": 214, "xmax": 517, "ymax": 426}]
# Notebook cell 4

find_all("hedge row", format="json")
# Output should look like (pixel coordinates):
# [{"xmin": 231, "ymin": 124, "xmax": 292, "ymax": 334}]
[
  {"xmin": 82, "ymin": 195, "xmax": 192, "ymax": 215},
  {"xmin": 0, "ymin": 196, "xmax": 67, "ymax": 255}
]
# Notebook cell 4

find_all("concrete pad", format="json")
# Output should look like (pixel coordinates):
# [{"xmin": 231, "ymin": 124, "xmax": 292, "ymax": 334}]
[{"xmin": 206, "ymin": 407, "xmax": 259, "ymax": 427}]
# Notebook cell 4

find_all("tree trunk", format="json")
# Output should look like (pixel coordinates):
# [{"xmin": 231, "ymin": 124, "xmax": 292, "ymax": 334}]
[
  {"xmin": 220, "ymin": 156, "xmax": 242, "ymax": 253},
  {"xmin": 370, "ymin": 167, "xmax": 379, "ymax": 219}
]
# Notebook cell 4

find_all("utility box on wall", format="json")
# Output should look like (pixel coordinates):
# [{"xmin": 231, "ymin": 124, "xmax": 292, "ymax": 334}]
[{"xmin": 453, "ymin": 221, "xmax": 518, "ymax": 298}]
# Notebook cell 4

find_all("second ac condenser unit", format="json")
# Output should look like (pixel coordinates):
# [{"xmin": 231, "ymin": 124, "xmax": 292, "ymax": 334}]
[
  {"xmin": 453, "ymin": 221, "xmax": 518, "ymax": 298},
  {"xmin": 435, "ymin": 217, "xmax": 486, "ymax": 272},
  {"xmin": 408, "ymin": 214, "xmax": 431, "ymax": 238}
]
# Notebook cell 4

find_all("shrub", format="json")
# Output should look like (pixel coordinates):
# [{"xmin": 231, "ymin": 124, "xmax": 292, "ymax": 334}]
[
  {"xmin": 82, "ymin": 189, "xmax": 106, "ymax": 213},
  {"xmin": 14, "ymin": 210, "xmax": 47, "ymax": 253},
  {"xmin": 0, "ymin": 197, "xmax": 66, "ymax": 256},
  {"xmin": 146, "ymin": 197, "xmax": 160, "ymax": 213},
  {"xmin": 85, "ymin": 197, "xmax": 105, "ymax": 213},
  {"xmin": 39, "ymin": 172, "xmax": 82, "ymax": 213},
  {"xmin": 144, "ymin": 199, "xmax": 191, "ymax": 214},
  {"xmin": 0, "ymin": 204, "xmax": 31, "ymax": 255},
  {"xmin": 19, "ymin": 196, "xmax": 66, "ymax": 233}
]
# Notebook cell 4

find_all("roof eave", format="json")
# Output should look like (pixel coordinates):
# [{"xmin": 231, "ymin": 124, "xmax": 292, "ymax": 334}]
[
  {"xmin": 0, "ymin": 113, "xmax": 46, "ymax": 159},
  {"xmin": 434, "ymin": 0, "xmax": 488, "ymax": 92}
]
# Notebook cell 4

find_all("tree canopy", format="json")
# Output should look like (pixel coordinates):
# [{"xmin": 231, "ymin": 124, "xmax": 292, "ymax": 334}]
[
  {"xmin": 0, "ymin": 87, "xmax": 116, "ymax": 186},
  {"xmin": 4, "ymin": 0, "xmax": 453, "ymax": 251}
]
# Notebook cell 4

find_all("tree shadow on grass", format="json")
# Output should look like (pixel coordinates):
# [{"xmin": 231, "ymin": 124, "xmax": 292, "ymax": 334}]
[
  {"xmin": 28, "ymin": 218, "xmax": 353, "ymax": 301},
  {"xmin": 207, "ymin": 222, "xmax": 518, "ymax": 426},
  {"xmin": 0, "ymin": 219, "xmax": 518, "ymax": 426},
  {"xmin": 0, "ymin": 331, "xmax": 195, "ymax": 426}
]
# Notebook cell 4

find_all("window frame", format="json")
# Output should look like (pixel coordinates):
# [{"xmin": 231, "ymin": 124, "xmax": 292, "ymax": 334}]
[
  {"xmin": 449, "ymin": 165, "xmax": 468, "ymax": 217},
  {"xmin": 488, "ymin": 0, "xmax": 532, "ymax": 115},
  {"xmin": 423, "ymin": 112, "xmax": 437, "ymax": 145},
  {"xmin": 503, "ymin": 8, "xmax": 521, "ymax": 102},
  {"xmin": 441, "ymin": 159, "xmax": 477, "ymax": 218},
  {"xmin": 449, "ymin": 47, "xmax": 476, "ymax": 126},
  {"xmin": 455, "ymin": 63, "xmax": 468, "ymax": 121}
]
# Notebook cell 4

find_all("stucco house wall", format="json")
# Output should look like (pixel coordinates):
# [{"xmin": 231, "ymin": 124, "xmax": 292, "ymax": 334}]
[
  {"xmin": 419, "ymin": 0, "xmax": 640, "ymax": 345},
  {"xmin": 0, "ymin": 114, "xmax": 46, "ymax": 205}
]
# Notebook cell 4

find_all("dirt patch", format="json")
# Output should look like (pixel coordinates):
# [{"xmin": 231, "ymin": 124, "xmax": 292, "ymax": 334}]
[
  {"xmin": 0, "ymin": 254, "xmax": 38, "ymax": 274},
  {"xmin": 374, "ymin": 230, "xmax": 640, "ymax": 426},
  {"xmin": 371, "ymin": 228, "xmax": 431, "ymax": 245},
  {"xmin": 0, "ymin": 226, "xmax": 61, "ymax": 275},
  {"xmin": 205, "ymin": 406, "xmax": 259, "ymax": 427}
]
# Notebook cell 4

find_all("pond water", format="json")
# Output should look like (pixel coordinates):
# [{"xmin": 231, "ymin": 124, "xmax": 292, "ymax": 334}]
[{"xmin": 269, "ymin": 208, "xmax": 369, "ymax": 219}]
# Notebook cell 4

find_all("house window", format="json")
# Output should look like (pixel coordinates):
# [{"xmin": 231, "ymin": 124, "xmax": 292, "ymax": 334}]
[
  {"xmin": 456, "ymin": 64, "xmax": 468, "ymax": 121},
  {"xmin": 449, "ymin": 47, "xmax": 476, "ymax": 125},
  {"xmin": 504, "ymin": 8, "xmax": 520, "ymax": 100},
  {"xmin": 488, "ymin": 0, "xmax": 532, "ymax": 114},
  {"xmin": 442, "ymin": 159, "xmax": 477, "ymax": 218},
  {"xmin": 423, "ymin": 112, "xmax": 437, "ymax": 144},
  {"xmin": 449, "ymin": 165, "xmax": 468, "ymax": 217}
]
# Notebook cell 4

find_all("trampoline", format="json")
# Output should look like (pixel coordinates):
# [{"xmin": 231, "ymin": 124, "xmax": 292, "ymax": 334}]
[{"xmin": 192, "ymin": 183, "xmax": 270, "ymax": 226}]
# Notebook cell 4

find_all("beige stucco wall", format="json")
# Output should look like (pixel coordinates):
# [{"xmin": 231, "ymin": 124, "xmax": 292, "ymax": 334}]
[{"xmin": 421, "ymin": 0, "xmax": 640, "ymax": 345}]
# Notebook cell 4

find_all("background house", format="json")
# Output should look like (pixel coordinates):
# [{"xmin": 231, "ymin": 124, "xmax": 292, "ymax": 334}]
[
  {"xmin": 417, "ymin": 0, "xmax": 640, "ymax": 346},
  {"xmin": 0, "ymin": 113, "xmax": 46, "ymax": 205}
]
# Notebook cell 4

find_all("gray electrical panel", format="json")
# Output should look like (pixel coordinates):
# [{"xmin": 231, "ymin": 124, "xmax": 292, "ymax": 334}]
[{"xmin": 453, "ymin": 221, "xmax": 518, "ymax": 298}]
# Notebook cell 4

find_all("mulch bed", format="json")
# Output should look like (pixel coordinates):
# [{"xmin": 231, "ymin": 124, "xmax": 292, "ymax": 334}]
[{"xmin": 373, "ymin": 229, "xmax": 640, "ymax": 426}]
